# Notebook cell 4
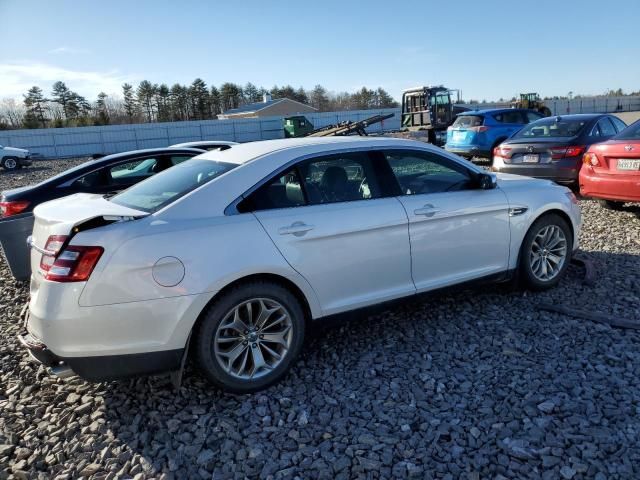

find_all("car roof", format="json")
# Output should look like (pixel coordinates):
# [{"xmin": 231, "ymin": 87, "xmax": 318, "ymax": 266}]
[
  {"xmin": 460, "ymin": 108, "xmax": 533, "ymax": 116},
  {"xmin": 170, "ymin": 140, "xmax": 238, "ymax": 148},
  {"xmin": 195, "ymin": 136, "xmax": 439, "ymax": 166},
  {"xmin": 532, "ymin": 113, "xmax": 607, "ymax": 121}
]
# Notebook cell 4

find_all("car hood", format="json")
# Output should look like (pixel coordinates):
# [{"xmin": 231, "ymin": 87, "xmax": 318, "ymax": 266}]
[
  {"xmin": 2, "ymin": 146, "xmax": 29, "ymax": 155},
  {"xmin": 495, "ymin": 172, "xmax": 555, "ymax": 189}
]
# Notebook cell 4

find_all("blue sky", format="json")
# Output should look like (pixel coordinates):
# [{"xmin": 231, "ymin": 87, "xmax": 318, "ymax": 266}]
[{"xmin": 1, "ymin": 0, "xmax": 639, "ymax": 102}]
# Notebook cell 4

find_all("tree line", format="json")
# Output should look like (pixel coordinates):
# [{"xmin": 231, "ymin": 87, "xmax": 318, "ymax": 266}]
[{"xmin": 0, "ymin": 79, "xmax": 398, "ymax": 130}]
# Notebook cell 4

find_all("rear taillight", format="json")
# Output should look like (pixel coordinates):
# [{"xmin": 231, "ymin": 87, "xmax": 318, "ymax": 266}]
[
  {"xmin": 550, "ymin": 146, "xmax": 585, "ymax": 160},
  {"xmin": 39, "ymin": 235, "xmax": 103, "ymax": 282},
  {"xmin": 0, "ymin": 200, "xmax": 30, "ymax": 217},
  {"xmin": 470, "ymin": 126, "xmax": 489, "ymax": 132},
  {"xmin": 582, "ymin": 152, "xmax": 600, "ymax": 167},
  {"xmin": 493, "ymin": 145, "xmax": 512, "ymax": 159}
]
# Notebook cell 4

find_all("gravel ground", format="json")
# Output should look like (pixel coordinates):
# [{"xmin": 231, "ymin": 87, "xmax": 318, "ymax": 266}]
[{"xmin": 1, "ymin": 159, "xmax": 639, "ymax": 480}]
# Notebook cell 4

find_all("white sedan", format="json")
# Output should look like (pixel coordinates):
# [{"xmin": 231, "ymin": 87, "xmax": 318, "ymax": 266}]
[{"xmin": 19, "ymin": 137, "xmax": 581, "ymax": 392}]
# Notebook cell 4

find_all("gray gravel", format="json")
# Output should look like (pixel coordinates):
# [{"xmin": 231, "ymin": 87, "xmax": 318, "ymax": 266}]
[{"xmin": 1, "ymin": 159, "xmax": 639, "ymax": 479}]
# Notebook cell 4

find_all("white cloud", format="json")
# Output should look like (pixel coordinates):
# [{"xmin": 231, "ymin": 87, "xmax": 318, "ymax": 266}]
[
  {"xmin": 0, "ymin": 62, "xmax": 136, "ymax": 100},
  {"xmin": 48, "ymin": 46, "xmax": 90, "ymax": 55}
]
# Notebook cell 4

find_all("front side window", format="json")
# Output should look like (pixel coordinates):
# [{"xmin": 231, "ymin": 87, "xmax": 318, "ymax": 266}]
[
  {"xmin": 110, "ymin": 159, "xmax": 237, "ymax": 212},
  {"xmin": 614, "ymin": 120, "xmax": 640, "ymax": 140},
  {"xmin": 610, "ymin": 116, "xmax": 627, "ymax": 133},
  {"xmin": 384, "ymin": 150, "xmax": 474, "ymax": 195}
]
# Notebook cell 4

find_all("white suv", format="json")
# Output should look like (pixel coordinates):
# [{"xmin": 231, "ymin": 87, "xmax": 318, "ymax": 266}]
[
  {"xmin": 19, "ymin": 137, "xmax": 581, "ymax": 392},
  {"xmin": 0, "ymin": 144, "xmax": 32, "ymax": 170}
]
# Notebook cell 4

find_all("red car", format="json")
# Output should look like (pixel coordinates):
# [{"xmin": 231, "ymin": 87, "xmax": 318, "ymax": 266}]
[{"xmin": 580, "ymin": 120, "xmax": 640, "ymax": 209}]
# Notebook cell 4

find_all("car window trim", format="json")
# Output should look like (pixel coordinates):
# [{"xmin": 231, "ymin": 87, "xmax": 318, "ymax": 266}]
[
  {"xmin": 237, "ymin": 150, "xmax": 388, "ymax": 213},
  {"xmin": 56, "ymin": 150, "xmax": 198, "ymax": 188},
  {"xmin": 226, "ymin": 146, "xmax": 411, "ymax": 215}
]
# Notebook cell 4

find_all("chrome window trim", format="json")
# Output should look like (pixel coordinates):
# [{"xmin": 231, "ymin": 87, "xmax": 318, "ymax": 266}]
[{"xmin": 224, "ymin": 144, "xmax": 483, "ymax": 215}]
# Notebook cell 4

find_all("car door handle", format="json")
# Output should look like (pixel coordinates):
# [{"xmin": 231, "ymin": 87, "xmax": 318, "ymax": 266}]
[
  {"xmin": 278, "ymin": 222, "xmax": 314, "ymax": 236},
  {"xmin": 414, "ymin": 204, "xmax": 441, "ymax": 217}
]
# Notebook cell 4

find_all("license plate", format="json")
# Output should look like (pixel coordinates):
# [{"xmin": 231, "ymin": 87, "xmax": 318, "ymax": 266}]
[
  {"xmin": 617, "ymin": 159, "xmax": 640, "ymax": 170},
  {"xmin": 452, "ymin": 131, "xmax": 466, "ymax": 142},
  {"xmin": 523, "ymin": 154, "xmax": 539, "ymax": 163}
]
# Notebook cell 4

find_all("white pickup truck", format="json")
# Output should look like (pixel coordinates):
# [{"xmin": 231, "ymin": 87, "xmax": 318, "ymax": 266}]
[{"xmin": 0, "ymin": 144, "xmax": 32, "ymax": 171}]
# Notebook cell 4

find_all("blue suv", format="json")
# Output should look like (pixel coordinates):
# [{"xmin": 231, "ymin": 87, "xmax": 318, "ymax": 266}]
[{"xmin": 445, "ymin": 108, "xmax": 544, "ymax": 160}]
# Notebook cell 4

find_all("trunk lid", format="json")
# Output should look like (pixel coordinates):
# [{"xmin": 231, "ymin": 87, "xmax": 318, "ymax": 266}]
[
  {"xmin": 591, "ymin": 140, "xmax": 640, "ymax": 175},
  {"xmin": 502, "ymin": 138, "xmax": 578, "ymax": 164},
  {"xmin": 447, "ymin": 115, "xmax": 485, "ymax": 146},
  {"xmin": 30, "ymin": 193, "xmax": 148, "ymax": 277}
]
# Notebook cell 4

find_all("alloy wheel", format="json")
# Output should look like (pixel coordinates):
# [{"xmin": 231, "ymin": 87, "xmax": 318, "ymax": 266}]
[
  {"xmin": 529, "ymin": 224, "xmax": 567, "ymax": 282},
  {"xmin": 213, "ymin": 298, "xmax": 293, "ymax": 380},
  {"xmin": 4, "ymin": 158, "xmax": 17, "ymax": 170}
]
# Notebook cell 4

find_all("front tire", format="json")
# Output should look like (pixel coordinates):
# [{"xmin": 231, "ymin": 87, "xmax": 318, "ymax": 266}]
[
  {"xmin": 597, "ymin": 199, "xmax": 624, "ymax": 210},
  {"xmin": 195, "ymin": 281, "xmax": 306, "ymax": 393},
  {"xmin": 1, "ymin": 157, "xmax": 19, "ymax": 171},
  {"xmin": 519, "ymin": 213, "xmax": 573, "ymax": 290}
]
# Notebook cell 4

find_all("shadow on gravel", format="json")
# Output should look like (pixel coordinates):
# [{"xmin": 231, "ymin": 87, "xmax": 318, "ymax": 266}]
[{"xmin": 95, "ymin": 251, "xmax": 640, "ymax": 478}]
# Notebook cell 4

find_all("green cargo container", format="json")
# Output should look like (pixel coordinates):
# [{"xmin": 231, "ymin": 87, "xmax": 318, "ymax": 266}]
[{"xmin": 283, "ymin": 116, "xmax": 314, "ymax": 138}]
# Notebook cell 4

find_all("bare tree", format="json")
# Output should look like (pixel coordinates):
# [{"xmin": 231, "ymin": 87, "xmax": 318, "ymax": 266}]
[{"xmin": 0, "ymin": 98, "xmax": 26, "ymax": 129}]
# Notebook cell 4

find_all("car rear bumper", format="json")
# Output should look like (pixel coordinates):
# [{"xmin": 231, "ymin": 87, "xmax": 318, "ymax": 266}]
[
  {"xmin": 445, "ymin": 145, "xmax": 492, "ymax": 159},
  {"xmin": 24, "ymin": 277, "xmax": 210, "ymax": 381},
  {"xmin": 492, "ymin": 157, "xmax": 579, "ymax": 184},
  {"xmin": 18, "ymin": 329, "xmax": 184, "ymax": 381},
  {"xmin": 579, "ymin": 169, "xmax": 640, "ymax": 202}
]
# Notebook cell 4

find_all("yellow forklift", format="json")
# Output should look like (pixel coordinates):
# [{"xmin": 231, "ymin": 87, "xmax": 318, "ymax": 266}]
[{"xmin": 511, "ymin": 93, "xmax": 552, "ymax": 116}]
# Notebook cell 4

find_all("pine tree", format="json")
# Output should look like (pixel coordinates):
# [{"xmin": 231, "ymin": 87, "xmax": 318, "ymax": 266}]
[
  {"xmin": 23, "ymin": 86, "xmax": 48, "ymax": 128},
  {"xmin": 189, "ymin": 78, "xmax": 210, "ymax": 120},
  {"xmin": 136, "ymin": 81, "xmax": 157, "ymax": 122},
  {"xmin": 95, "ymin": 92, "xmax": 110, "ymax": 125},
  {"xmin": 220, "ymin": 83, "xmax": 242, "ymax": 111},
  {"xmin": 243, "ymin": 82, "xmax": 260, "ymax": 104},
  {"xmin": 210, "ymin": 86, "xmax": 221, "ymax": 116},
  {"xmin": 122, "ymin": 83, "xmax": 136, "ymax": 121}
]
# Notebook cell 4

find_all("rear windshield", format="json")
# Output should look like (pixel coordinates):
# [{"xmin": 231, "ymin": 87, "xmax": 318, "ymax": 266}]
[
  {"xmin": 452, "ymin": 115, "xmax": 483, "ymax": 128},
  {"xmin": 110, "ymin": 159, "xmax": 237, "ymax": 212},
  {"xmin": 614, "ymin": 120, "xmax": 640, "ymax": 140},
  {"xmin": 513, "ymin": 118, "xmax": 588, "ymax": 138}
]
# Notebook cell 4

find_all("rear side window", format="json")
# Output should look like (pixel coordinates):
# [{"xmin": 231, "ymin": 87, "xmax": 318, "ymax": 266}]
[
  {"xmin": 110, "ymin": 159, "xmax": 237, "ymax": 212},
  {"xmin": 493, "ymin": 111, "xmax": 525, "ymax": 124},
  {"xmin": 452, "ymin": 115, "xmax": 483, "ymax": 128},
  {"xmin": 596, "ymin": 118, "xmax": 616, "ymax": 137},
  {"xmin": 239, "ymin": 169, "xmax": 305, "ymax": 212},
  {"xmin": 513, "ymin": 118, "xmax": 588, "ymax": 138}
]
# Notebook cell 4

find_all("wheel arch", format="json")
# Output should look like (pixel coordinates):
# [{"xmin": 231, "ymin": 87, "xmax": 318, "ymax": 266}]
[{"xmin": 186, "ymin": 272, "xmax": 318, "ymax": 353}]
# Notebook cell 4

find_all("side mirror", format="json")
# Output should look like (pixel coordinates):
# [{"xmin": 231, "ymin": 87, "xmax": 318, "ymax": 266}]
[{"xmin": 478, "ymin": 172, "xmax": 497, "ymax": 190}]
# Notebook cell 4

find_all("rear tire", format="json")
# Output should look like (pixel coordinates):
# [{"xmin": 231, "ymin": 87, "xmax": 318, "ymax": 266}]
[
  {"xmin": 597, "ymin": 199, "xmax": 624, "ymax": 210},
  {"xmin": 195, "ymin": 281, "xmax": 306, "ymax": 393},
  {"xmin": 519, "ymin": 213, "xmax": 573, "ymax": 291},
  {"xmin": 1, "ymin": 157, "xmax": 19, "ymax": 171}
]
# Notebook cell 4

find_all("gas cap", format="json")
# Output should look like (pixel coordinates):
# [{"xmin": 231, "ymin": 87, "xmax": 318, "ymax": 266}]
[{"xmin": 152, "ymin": 256, "xmax": 185, "ymax": 287}]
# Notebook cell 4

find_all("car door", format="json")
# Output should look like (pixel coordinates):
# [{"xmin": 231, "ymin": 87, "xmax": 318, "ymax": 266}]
[
  {"xmin": 246, "ymin": 151, "xmax": 414, "ymax": 316},
  {"xmin": 383, "ymin": 149, "xmax": 511, "ymax": 292}
]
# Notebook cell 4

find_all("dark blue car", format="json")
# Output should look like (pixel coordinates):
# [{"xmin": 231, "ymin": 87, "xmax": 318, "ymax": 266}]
[{"xmin": 445, "ymin": 108, "xmax": 544, "ymax": 160}]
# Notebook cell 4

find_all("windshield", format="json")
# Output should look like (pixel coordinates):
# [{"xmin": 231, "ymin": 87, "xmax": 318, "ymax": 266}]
[
  {"xmin": 452, "ymin": 115, "xmax": 483, "ymax": 128},
  {"xmin": 513, "ymin": 118, "xmax": 588, "ymax": 138},
  {"xmin": 110, "ymin": 159, "xmax": 238, "ymax": 212},
  {"xmin": 614, "ymin": 120, "xmax": 640, "ymax": 140}
]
